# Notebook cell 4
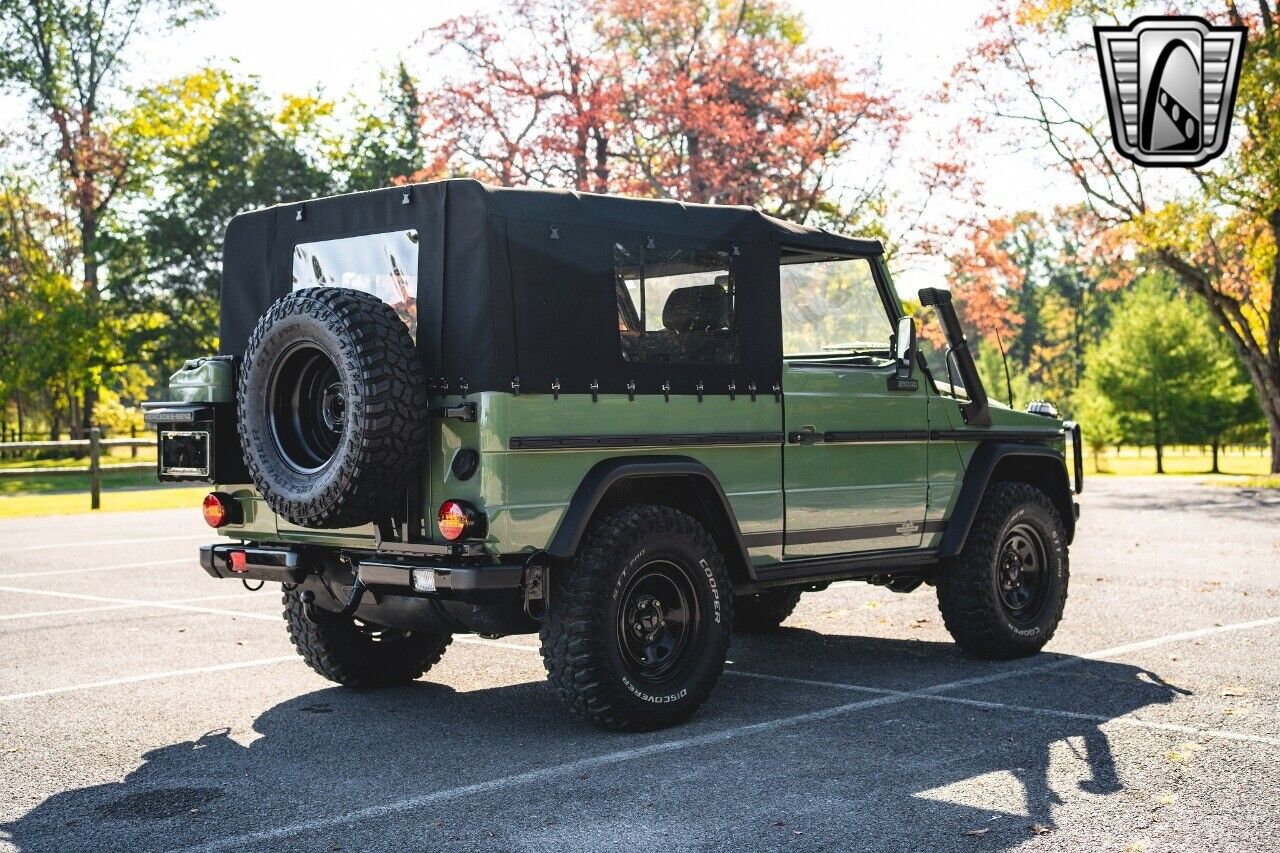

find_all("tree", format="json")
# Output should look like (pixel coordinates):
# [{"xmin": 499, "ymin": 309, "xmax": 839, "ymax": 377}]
[
  {"xmin": 957, "ymin": 0, "xmax": 1280, "ymax": 472},
  {"xmin": 0, "ymin": 0, "xmax": 212, "ymax": 431},
  {"xmin": 336, "ymin": 61, "xmax": 425, "ymax": 191},
  {"xmin": 1081, "ymin": 278, "xmax": 1248, "ymax": 474},
  {"xmin": 107, "ymin": 68, "xmax": 336, "ymax": 378},
  {"xmin": 417, "ymin": 0, "xmax": 904, "ymax": 228}
]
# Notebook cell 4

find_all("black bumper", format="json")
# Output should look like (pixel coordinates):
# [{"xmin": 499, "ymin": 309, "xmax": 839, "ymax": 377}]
[{"xmin": 199, "ymin": 543, "xmax": 525, "ymax": 603}]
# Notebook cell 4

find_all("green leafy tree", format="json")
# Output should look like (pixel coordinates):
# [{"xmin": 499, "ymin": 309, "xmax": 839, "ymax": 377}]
[
  {"xmin": 0, "ymin": 0, "xmax": 212, "ymax": 431},
  {"xmin": 107, "ymin": 68, "xmax": 336, "ymax": 380},
  {"xmin": 336, "ymin": 62, "xmax": 425, "ymax": 191},
  {"xmin": 1082, "ymin": 278, "xmax": 1249, "ymax": 474}
]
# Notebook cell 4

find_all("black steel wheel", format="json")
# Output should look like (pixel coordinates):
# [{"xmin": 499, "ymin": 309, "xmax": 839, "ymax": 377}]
[
  {"xmin": 541, "ymin": 505, "xmax": 733, "ymax": 731},
  {"xmin": 936, "ymin": 481, "xmax": 1069, "ymax": 659},
  {"xmin": 733, "ymin": 588, "xmax": 802, "ymax": 633},
  {"xmin": 617, "ymin": 560, "xmax": 701, "ymax": 683},
  {"xmin": 267, "ymin": 343, "xmax": 345, "ymax": 473},
  {"xmin": 996, "ymin": 522, "xmax": 1050, "ymax": 622}
]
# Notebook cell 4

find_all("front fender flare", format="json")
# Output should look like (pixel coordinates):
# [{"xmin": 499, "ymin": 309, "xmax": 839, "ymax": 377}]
[{"xmin": 939, "ymin": 442, "xmax": 1076, "ymax": 558}]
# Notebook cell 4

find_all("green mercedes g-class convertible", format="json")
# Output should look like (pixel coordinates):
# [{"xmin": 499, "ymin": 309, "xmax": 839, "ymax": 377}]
[{"xmin": 144, "ymin": 179, "xmax": 1082, "ymax": 731}]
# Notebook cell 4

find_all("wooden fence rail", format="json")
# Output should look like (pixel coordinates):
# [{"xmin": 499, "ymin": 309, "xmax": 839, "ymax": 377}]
[{"xmin": 0, "ymin": 429, "xmax": 157, "ymax": 510}]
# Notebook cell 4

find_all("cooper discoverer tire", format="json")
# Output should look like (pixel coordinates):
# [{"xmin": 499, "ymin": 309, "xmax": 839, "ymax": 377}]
[
  {"xmin": 540, "ymin": 505, "xmax": 733, "ymax": 731},
  {"xmin": 283, "ymin": 589, "xmax": 452, "ymax": 686},
  {"xmin": 733, "ymin": 588, "xmax": 802, "ymax": 633},
  {"xmin": 237, "ymin": 287, "xmax": 427, "ymax": 528},
  {"xmin": 935, "ymin": 481, "xmax": 1069, "ymax": 659}
]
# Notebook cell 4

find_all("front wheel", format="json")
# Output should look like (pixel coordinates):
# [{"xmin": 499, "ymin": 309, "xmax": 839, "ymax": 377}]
[
  {"xmin": 733, "ymin": 588, "xmax": 802, "ymax": 633},
  {"xmin": 283, "ymin": 589, "xmax": 452, "ymax": 686},
  {"xmin": 935, "ymin": 481, "xmax": 1069, "ymax": 659},
  {"xmin": 540, "ymin": 505, "xmax": 733, "ymax": 731}
]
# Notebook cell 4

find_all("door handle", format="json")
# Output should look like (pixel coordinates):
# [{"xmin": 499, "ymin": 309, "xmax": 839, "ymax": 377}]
[{"xmin": 788, "ymin": 426, "xmax": 819, "ymax": 445}]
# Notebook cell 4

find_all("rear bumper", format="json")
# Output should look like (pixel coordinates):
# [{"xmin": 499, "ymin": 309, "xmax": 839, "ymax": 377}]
[
  {"xmin": 199, "ymin": 542, "xmax": 525, "ymax": 603},
  {"xmin": 201, "ymin": 543, "xmax": 305, "ymax": 583}
]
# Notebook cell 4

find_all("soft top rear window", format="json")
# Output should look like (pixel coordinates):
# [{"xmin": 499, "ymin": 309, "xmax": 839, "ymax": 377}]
[{"xmin": 292, "ymin": 230, "xmax": 419, "ymax": 341}]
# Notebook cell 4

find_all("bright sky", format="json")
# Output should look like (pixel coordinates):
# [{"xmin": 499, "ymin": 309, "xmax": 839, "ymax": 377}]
[{"xmin": 7, "ymin": 0, "xmax": 1083, "ymax": 287}]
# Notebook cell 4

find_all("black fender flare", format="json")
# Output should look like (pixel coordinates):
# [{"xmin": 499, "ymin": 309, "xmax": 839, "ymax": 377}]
[
  {"xmin": 546, "ymin": 456, "xmax": 754, "ymax": 575},
  {"xmin": 939, "ymin": 442, "xmax": 1076, "ymax": 558}
]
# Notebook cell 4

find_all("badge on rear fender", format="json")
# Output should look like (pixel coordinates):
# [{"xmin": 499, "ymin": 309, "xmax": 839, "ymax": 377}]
[{"xmin": 1094, "ymin": 16, "xmax": 1246, "ymax": 167}]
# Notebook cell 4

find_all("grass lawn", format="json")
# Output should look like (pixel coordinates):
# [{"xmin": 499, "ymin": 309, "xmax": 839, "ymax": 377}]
[
  {"xmin": 0, "ymin": 485, "xmax": 208, "ymax": 518},
  {"xmin": 1086, "ymin": 446, "xmax": 1273, "ymax": 478},
  {"xmin": 0, "ymin": 448, "xmax": 204, "ymax": 517}
]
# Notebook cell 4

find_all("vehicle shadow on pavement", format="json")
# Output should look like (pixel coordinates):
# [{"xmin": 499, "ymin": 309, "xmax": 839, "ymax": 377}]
[{"xmin": 1, "ymin": 633, "xmax": 1191, "ymax": 852}]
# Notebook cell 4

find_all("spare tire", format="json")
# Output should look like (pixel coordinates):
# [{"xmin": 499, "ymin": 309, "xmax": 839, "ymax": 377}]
[{"xmin": 237, "ymin": 287, "xmax": 427, "ymax": 529}]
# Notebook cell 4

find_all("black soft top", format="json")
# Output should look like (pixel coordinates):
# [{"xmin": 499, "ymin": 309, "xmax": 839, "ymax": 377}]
[{"xmin": 220, "ymin": 179, "xmax": 884, "ymax": 397}]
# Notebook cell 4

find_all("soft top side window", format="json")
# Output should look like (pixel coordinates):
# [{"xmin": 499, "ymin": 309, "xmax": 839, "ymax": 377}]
[
  {"xmin": 780, "ymin": 252, "xmax": 892, "ymax": 361},
  {"xmin": 615, "ymin": 239, "xmax": 738, "ymax": 364}
]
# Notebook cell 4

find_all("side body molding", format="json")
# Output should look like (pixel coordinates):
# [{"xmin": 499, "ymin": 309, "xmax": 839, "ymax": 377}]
[
  {"xmin": 939, "ymin": 441, "xmax": 1076, "ymax": 558},
  {"xmin": 546, "ymin": 456, "xmax": 755, "ymax": 575}
]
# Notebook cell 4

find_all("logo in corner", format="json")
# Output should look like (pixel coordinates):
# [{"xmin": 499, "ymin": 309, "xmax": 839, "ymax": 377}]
[{"xmin": 1094, "ymin": 16, "xmax": 1246, "ymax": 167}]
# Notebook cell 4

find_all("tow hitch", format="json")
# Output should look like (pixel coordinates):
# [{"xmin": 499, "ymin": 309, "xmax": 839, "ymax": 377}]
[{"xmin": 300, "ymin": 577, "xmax": 367, "ymax": 625}]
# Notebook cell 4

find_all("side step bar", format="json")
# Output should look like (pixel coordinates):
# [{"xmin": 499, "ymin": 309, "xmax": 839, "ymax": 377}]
[{"xmin": 745, "ymin": 548, "xmax": 940, "ymax": 592}]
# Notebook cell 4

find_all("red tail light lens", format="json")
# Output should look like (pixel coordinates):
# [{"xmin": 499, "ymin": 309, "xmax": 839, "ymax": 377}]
[
  {"xmin": 202, "ymin": 492, "xmax": 241, "ymax": 528},
  {"xmin": 437, "ymin": 500, "xmax": 477, "ymax": 541}
]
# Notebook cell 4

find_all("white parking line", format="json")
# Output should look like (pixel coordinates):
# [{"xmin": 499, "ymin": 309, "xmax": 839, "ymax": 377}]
[
  {"xmin": 181, "ymin": 613, "xmax": 1280, "ymax": 852},
  {"xmin": 0, "ymin": 533, "xmax": 209, "ymax": 554},
  {"xmin": 184, "ymin": 692, "xmax": 908, "ymax": 853},
  {"xmin": 460, "ymin": 633, "xmax": 1280, "ymax": 747},
  {"xmin": 0, "ymin": 656, "xmax": 299, "ymax": 703},
  {"xmin": 0, "ymin": 557, "xmax": 190, "ymax": 580},
  {"xmin": 0, "ymin": 591, "xmax": 268, "ymax": 622},
  {"xmin": 726, "ymin": 670, "xmax": 1280, "ymax": 747},
  {"xmin": 0, "ymin": 585, "xmax": 280, "ymax": 622}
]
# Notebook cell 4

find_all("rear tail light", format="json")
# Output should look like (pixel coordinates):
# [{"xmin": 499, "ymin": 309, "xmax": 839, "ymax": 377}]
[
  {"xmin": 202, "ymin": 492, "xmax": 242, "ymax": 528},
  {"xmin": 437, "ymin": 500, "xmax": 482, "ymax": 541}
]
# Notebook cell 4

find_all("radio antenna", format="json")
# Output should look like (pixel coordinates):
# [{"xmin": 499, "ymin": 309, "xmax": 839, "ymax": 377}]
[{"xmin": 994, "ymin": 330, "xmax": 1014, "ymax": 408}]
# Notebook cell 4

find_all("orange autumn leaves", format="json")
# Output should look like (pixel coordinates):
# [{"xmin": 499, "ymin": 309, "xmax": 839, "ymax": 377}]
[{"xmin": 414, "ymin": 0, "xmax": 904, "ymax": 221}]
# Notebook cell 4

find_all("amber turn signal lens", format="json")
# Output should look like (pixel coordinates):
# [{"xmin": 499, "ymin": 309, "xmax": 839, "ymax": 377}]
[
  {"xmin": 203, "ymin": 493, "xmax": 229, "ymax": 528},
  {"xmin": 437, "ymin": 500, "xmax": 475, "ymax": 541}
]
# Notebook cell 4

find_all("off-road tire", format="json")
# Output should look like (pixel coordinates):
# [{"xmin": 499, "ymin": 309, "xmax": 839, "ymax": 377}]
[
  {"xmin": 540, "ymin": 505, "xmax": 733, "ymax": 731},
  {"xmin": 237, "ymin": 286, "xmax": 427, "ymax": 529},
  {"xmin": 283, "ymin": 589, "xmax": 451, "ymax": 686},
  {"xmin": 936, "ymin": 481, "xmax": 1069, "ymax": 659},
  {"xmin": 733, "ymin": 588, "xmax": 802, "ymax": 633}
]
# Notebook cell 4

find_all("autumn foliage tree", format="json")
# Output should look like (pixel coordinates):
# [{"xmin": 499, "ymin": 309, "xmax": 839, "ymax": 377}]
[
  {"xmin": 416, "ymin": 0, "xmax": 904, "ymax": 226},
  {"xmin": 956, "ymin": 0, "xmax": 1280, "ymax": 472}
]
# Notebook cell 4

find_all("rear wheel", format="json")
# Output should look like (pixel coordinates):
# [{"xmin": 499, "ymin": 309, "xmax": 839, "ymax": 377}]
[
  {"xmin": 283, "ymin": 590, "xmax": 451, "ymax": 686},
  {"xmin": 733, "ymin": 588, "xmax": 802, "ymax": 633},
  {"xmin": 935, "ymin": 481, "xmax": 1069, "ymax": 659},
  {"xmin": 540, "ymin": 505, "xmax": 733, "ymax": 730}
]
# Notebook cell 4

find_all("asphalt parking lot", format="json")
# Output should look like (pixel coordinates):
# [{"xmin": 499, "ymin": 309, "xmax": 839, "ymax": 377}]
[{"xmin": 0, "ymin": 478, "xmax": 1277, "ymax": 852}]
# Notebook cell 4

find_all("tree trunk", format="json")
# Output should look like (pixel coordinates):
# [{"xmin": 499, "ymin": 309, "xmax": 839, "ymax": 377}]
[
  {"xmin": 1161, "ymin": 249, "xmax": 1280, "ymax": 474},
  {"xmin": 80, "ymin": 214, "xmax": 100, "ymax": 434},
  {"xmin": 1212, "ymin": 440, "xmax": 1220, "ymax": 474},
  {"xmin": 1154, "ymin": 413, "xmax": 1164, "ymax": 474}
]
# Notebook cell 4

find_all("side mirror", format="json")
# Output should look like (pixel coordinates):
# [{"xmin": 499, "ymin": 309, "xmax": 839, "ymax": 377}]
[
  {"xmin": 895, "ymin": 315, "xmax": 917, "ymax": 369},
  {"xmin": 888, "ymin": 316, "xmax": 919, "ymax": 392}
]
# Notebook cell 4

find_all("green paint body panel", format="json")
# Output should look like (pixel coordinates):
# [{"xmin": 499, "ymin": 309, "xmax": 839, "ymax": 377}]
[
  {"xmin": 212, "ymin": 382, "xmax": 1066, "ymax": 571},
  {"xmin": 782, "ymin": 361, "xmax": 929, "ymax": 555}
]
